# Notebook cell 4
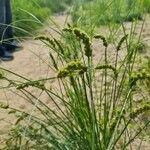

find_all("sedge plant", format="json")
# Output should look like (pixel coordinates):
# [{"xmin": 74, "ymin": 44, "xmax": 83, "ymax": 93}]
[{"xmin": 0, "ymin": 24, "xmax": 150, "ymax": 149}]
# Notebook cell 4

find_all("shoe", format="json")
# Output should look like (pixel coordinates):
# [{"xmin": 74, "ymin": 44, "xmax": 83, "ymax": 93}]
[
  {"xmin": 5, "ymin": 40, "xmax": 22, "ymax": 52},
  {"xmin": 0, "ymin": 46, "xmax": 14, "ymax": 61}
]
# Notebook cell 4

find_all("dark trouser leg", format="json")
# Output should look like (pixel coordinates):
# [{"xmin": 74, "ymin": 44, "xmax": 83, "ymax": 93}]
[
  {"xmin": 0, "ymin": 0, "xmax": 6, "ymax": 55},
  {"xmin": 0, "ymin": 0, "xmax": 6, "ymax": 42},
  {"xmin": 0, "ymin": 0, "xmax": 13, "ymax": 44},
  {"xmin": 0, "ymin": 44, "xmax": 4, "ymax": 56},
  {"xmin": 5, "ymin": 0, "xmax": 13, "ymax": 41},
  {"xmin": 0, "ymin": 0, "xmax": 14, "ymax": 60}
]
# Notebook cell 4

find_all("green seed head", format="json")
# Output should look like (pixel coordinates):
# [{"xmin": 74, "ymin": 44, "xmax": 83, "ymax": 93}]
[
  {"xmin": 130, "ymin": 72, "xmax": 150, "ymax": 87},
  {"xmin": 35, "ymin": 36, "xmax": 55, "ymax": 48},
  {"xmin": 62, "ymin": 28, "xmax": 73, "ymax": 33},
  {"xmin": 94, "ymin": 35, "xmax": 108, "ymax": 48},
  {"xmin": 17, "ymin": 81, "xmax": 45, "ymax": 90},
  {"xmin": 116, "ymin": 34, "xmax": 128, "ymax": 51},
  {"xmin": 95, "ymin": 64, "xmax": 118, "ymax": 78},
  {"xmin": 57, "ymin": 69, "xmax": 70, "ymax": 78},
  {"xmin": 130, "ymin": 103, "xmax": 150, "ymax": 119},
  {"xmin": 57, "ymin": 61, "xmax": 87, "ymax": 78}
]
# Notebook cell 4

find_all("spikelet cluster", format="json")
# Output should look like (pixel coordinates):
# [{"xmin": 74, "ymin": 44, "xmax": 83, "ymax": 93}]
[
  {"xmin": 116, "ymin": 34, "xmax": 128, "ymax": 51},
  {"xmin": 130, "ymin": 103, "xmax": 150, "ymax": 119},
  {"xmin": 94, "ymin": 35, "xmax": 108, "ymax": 48},
  {"xmin": 130, "ymin": 72, "xmax": 150, "ymax": 87},
  {"xmin": 17, "ymin": 81, "xmax": 44, "ymax": 90},
  {"xmin": 62, "ymin": 28, "xmax": 72, "ymax": 33},
  {"xmin": 35, "ymin": 36, "xmax": 55, "ymax": 48},
  {"xmin": 95, "ymin": 64, "xmax": 118, "ymax": 78},
  {"xmin": 35, "ymin": 36, "xmax": 66, "ymax": 56},
  {"xmin": 73, "ymin": 28, "xmax": 92, "ymax": 57},
  {"xmin": 63, "ymin": 27, "xmax": 92, "ymax": 57},
  {"xmin": 57, "ymin": 61, "xmax": 87, "ymax": 78}
]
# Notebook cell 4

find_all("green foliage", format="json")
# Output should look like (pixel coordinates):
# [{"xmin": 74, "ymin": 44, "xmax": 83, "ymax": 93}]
[
  {"xmin": 12, "ymin": 0, "xmax": 51, "ymax": 36},
  {"xmin": 143, "ymin": 0, "xmax": 150, "ymax": 13},
  {"xmin": 71, "ymin": 0, "xmax": 146, "ymax": 27},
  {"xmin": 12, "ymin": 0, "xmax": 72, "ymax": 36}
]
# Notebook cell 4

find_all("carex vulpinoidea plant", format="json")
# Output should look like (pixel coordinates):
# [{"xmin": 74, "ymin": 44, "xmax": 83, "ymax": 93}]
[{"xmin": 0, "ymin": 26, "xmax": 150, "ymax": 149}]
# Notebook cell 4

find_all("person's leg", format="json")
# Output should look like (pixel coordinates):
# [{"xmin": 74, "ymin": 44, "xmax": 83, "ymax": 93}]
[
  {"xmin": 3, "ymin": 0, "xmax": 21, "ymax": 52},
  {"xmin": 5, "ymin": 0, "xmax": 13, "ymax": 41},
  {"xmin": 0, "ymin": 0, "xmax": 6, "ymax": 56},
  {"xmin": 0, "ymin": 0, "xmax": 13, "ymax": 61},
  {"xmin": 0, "ymin": 45, "xmax": 13, "ymax": 61},
  {"xmin": 0, "ymin": 0, "xmax": 7, "ymax": 42}
]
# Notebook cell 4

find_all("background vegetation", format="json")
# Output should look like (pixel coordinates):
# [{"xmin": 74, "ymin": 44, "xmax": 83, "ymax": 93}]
[
  {"xmin": 12, "ymin": 0, "xmax": 150, "ymax": 37},
  {"xmin": 12, "ymin": 0, "xmax": 73, "ymax": 36},
  {"xmin": 71, "ymin": 0, "xmax": 150, "ymax": 28},
  {"xmin": 69, "ymin": 0, "xmax": 150, "ymax": 45}
]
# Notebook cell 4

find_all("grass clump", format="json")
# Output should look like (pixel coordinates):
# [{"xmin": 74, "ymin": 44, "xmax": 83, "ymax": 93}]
[
  {"xmin": 71, "ymin": 0, "xmax": 147, "ymax": 28},
  {"xmin": 0, "ymin": 24, "xmax": 150, "ymax": 149}
]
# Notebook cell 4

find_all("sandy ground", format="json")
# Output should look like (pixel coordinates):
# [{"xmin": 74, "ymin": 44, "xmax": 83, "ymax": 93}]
[{"xmin": 0, "ymin": 14, "xmax": 150, "ymax": 149}]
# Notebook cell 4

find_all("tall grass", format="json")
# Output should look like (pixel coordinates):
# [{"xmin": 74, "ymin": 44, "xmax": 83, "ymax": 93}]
[
  {"xmin": 71, "ymin": 0, "xmax": 149, "ymax": 28},
  {"xmin": 0, "ymin": 23, "xmax": 150, "ymax": 149}
]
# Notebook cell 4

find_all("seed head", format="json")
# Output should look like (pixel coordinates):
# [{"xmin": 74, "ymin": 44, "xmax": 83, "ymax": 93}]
[
  {"xmin": 117, "ymin": 34, "xmax": 128, "ymax": 51},
  {"xmin": 35, "ymin": 36, "xmax": 55, "ymax": 48},
  {"xmin": 94, "ymin": 35, "xmax": 108, "ymax": 48},
  {"xmin": 57, "ymin": 61, "xmax": 87, "ymax": 78},
  {"xmin": 130, "ymin": 103, "xmax": 150, "ymax": 119},
  {"xmin": 95, "ymin": 64, "xmax": 118, "ymax": 78}
]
